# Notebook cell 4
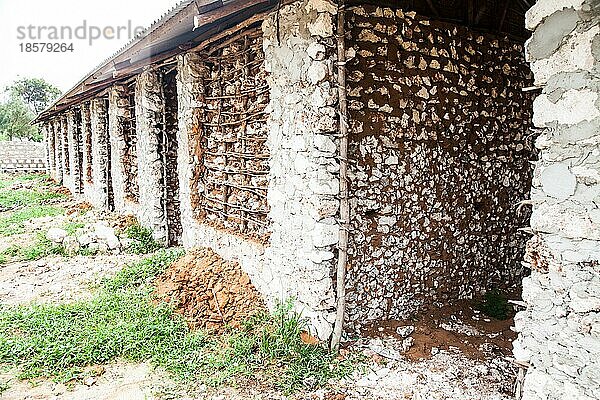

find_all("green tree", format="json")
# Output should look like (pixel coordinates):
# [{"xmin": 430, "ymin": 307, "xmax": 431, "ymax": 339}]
[
  {"xmin": 0, "ymin": 98, "xmax": 40, "ymax": 141},
  {"xmin": 6, "ymin": 78, "xmax": 61, "ymax": 114}
]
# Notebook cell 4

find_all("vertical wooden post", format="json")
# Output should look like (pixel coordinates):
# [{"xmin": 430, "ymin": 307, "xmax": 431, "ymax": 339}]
[{"xmin": 332, "ymin": 0, "xmax": 349, "ymax": 351}]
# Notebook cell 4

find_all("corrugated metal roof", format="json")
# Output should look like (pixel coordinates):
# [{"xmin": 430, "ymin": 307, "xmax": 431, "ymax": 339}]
[{"xmin": 36, "ymin": 0, "xmax": 277, "ymax": 122}]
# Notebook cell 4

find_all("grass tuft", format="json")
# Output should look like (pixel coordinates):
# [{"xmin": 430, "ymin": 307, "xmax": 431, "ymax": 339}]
[
  {"xmin": 124, "ymin": 224, "xmax": 162, "ymax": 254},
  {"xmin": 477, "ymin": 289, "xmax": 512, "ymax": 320},
  {"xmin": 102, "ymin": 248, "xmax": 184, "ymax": 292},
  {"xmin": 0, "ymin": 234, "xmax": 65, "ymax": 265}
]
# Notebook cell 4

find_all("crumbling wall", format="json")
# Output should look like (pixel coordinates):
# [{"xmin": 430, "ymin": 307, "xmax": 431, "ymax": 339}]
[
  {"xmin": 344, "ymin": 4, "xmax": 536, "ymax": 330},
  {"xmin": 45, "ymin": 123, "xmax": 56, "ymax": 177},
  {"xmin": 67, "ymin": 108, "xmax": 83, "ymax": 196},
  {"xmin": 81, "ymin": 101, "xmax": 95, "ymax": 202},
  {"xmin": 176, "ymin": 0, "xmax": 341, "ymax": 340},
  {"xmin": 109, "ymin": 84, "xmax": 139, "ymax": 213},
  {"xmin": 178, "ymin": 50, "xmax": 270, "ymax": 293},
  {"xmin": 89, "ymin": 98, "xmax": 111, "ymax": 209},
  {"xmin": 135, "ymin": 70, "xmax": 167, "ymax": 243},
  {"xmin": 512, "ymin": 2, "xmax": 600, "ymax": 399}
]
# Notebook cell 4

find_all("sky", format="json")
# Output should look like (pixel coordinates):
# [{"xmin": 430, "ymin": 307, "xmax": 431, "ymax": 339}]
[{"xmin": 0, "ymin": 0, "xmax": 182, "ymax": 96}]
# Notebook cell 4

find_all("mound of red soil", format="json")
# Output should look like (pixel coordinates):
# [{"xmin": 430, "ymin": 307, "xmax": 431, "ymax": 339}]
[{"xmin": 154, "ymin": 248, "xmax": 265, "ymax": 331}]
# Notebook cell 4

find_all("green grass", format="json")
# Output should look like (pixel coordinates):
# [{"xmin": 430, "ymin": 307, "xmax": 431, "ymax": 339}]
[
  {"xmin": 0, "ymin": 173, "xmax": 66, "ymax": 237},
  {"xmin": 0, "ymin": 206, "xmax": 64, "ymax": 237},
  {"xmin": 102, "ymin": 248, "xmax": 185, "ymax": 292},
  {"xmin": 0, "ymin": 189, "xmax": 63, "ymax": 210},
  {"xmin": 0, "ymin": 234, "xmax": 65, "ymax": 265},
  {"xmin": 0, "ymin": 173, "xmax": 47, "ymax": 190},
  {"xmin": 477, "ymin": 289, "xmax": 512, "ymax": 320},
  {"xmin": 0, "ymin": 250, "xmax": 357, "ymax": 392},
  {"xmin": 124, "ymin": 223, "xmax": 162, "ymax": 254},
  {"xmin": 63, "ymin": 222, "xmax": 85, "ymax": 235}
]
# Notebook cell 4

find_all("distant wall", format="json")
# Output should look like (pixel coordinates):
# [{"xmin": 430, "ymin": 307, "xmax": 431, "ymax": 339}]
[{"xmin": 0, "ymin": 141, "xmax": 47, "ymax": 173}]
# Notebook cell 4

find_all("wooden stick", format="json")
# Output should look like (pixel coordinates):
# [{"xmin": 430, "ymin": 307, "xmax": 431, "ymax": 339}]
[
  {"xmin": 331, "ymin": 0, "xmax": 349, "ymax": 352},
  {"xmin": 211, "ymin": 288, "xmax": 225, "ymax": 323}
]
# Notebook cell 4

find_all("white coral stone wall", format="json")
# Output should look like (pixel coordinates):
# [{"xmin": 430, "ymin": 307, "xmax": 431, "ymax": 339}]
[{"xmin": 514, "ymin": 1, "xmax": 600, "ymax": 399}]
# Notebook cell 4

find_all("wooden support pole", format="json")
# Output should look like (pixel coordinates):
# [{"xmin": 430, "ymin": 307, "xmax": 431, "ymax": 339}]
[{"xmin": 331, "ymin": 0, "xmax": 349, "ymax": 352}]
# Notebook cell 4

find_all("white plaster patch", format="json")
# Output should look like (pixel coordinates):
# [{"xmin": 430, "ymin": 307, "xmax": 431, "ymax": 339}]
[
  {"xmin": 528, "ymin": 26, "xmax": 599, "ymax": 85},
  {"xmin": 525, "ymin": 0, "xmax": 585, "ymax": 30},
  {"xmin": 308, "ymin": 13, "xmax": 334, "ymax": 37},
  {"xmin": 533, "ymin": 89, "xmax": 600, "ymax": 127},
  {"xmin": 540, "ymin": 164, "xmax": 577, "ymax": 200}
]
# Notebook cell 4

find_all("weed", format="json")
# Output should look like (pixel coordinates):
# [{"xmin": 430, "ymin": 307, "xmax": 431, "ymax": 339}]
[
  {"xmin": 477, "ymin": 289, "xmax": 512, "ymax": 320},
  {"xmin": 124, "ymin": 224, "xmax": 162, "ymax": 254}
]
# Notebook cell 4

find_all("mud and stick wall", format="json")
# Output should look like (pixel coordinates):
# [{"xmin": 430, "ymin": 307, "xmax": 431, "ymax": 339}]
[
  {"xmin": 512, "ymin": 2, "xmax": 600, "ymax": 399},
  {"xmin": 52, "ymin": 118, "xmax": 63, "ymax": 183},
  {"xmin": 81, "ymin": 102, "xmax": 94, "ymax": 194},
  {"xmin": 343, "ymin": 4, "xmax": 536, "ymax": 331},
  {"xmin": 188, "ymin": 31, "xmax": 270, "ymax": 242},
  {"xmin": 176, "ymin": 0, "xmax": 341, "ymax": 340}
]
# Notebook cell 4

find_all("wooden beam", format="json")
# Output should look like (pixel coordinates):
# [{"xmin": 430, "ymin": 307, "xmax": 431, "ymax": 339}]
[
  {"xmin": 425, "ymin": 0, "xmax": 440, "ymax": 17},
  {"xmin": 498, "ymin": 0, "xmax": 511, "ymax": 31},
  {"xmin": 467, "ymin": 0, "xmax": 474, "ymax": 26}
]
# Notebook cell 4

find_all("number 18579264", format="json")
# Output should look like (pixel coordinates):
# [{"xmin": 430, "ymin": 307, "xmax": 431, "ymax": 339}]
[{"xmin": 19, "ymin": 43, "xmax": 74, "ymax": 52}]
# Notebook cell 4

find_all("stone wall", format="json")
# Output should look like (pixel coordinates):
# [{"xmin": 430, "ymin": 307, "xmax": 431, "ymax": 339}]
[
  {"xmin": 513, "ymin": 1, "xmax": 600, "ymax": 399},
  {"xmin": 52, "ymin": 118, "xmax": 63, "ymax": 183},
  {"xmin": 135, "ymin": 70, "xmax": 168, "ymax": 243},
  {"xmin": 175, "ymin": 0, "xmax": 341, "ymax": 340},
  {"xmin": 262, "ymin": 0, "xmax": 340, "ymax": 339},
  {"xmin": 343, "ymin": 4, "xmax": 536, "ymax": 331},
  {"xmin": 67, "ymin": 109, "xmax": 83, "ymax": 195},
  {"xmin": 0, "ymin": 140, "xmax": 47, "ymax": 172},
  {"xmin": 89, "ymin": 98, "xmax": 111, "ymax": 209}
]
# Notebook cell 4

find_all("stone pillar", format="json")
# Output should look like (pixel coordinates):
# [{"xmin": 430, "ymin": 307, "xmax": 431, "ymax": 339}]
[
  {"xmin": 135, "ymin": 70, "xmax": 167, "ymax": 243},
  {"xmin": 81, "ymin": 102, "xmax": 93, "ymax": 192},
  {"xmin": 176, "ymin": 52, "xmax": 207, "ymax": 248},
  {"xmin": 262, "ymin": 0, "xmax": 340, "ymax": 340},
  {"xmin": 60, "ymin": 115, "xmax": 71, "ymax": 189},
  {"xmin": 43, "ymin": 123, "xmax": 53, "ymax": 177},
  {"xmin": 108, "ymin": 84, "xmax": 137, "ymax": 213},
  {"xmin": 513, "ymin": 2, "xmax": 600, "ymax": 399},
  {"xmin": 90, "ymin": 98, "xmax": 110, "ymax": 209},
  {"xmin": 53, "ymin": 118, "xmax": 63, "ymax": 184},
  {"xmin": 67, "ymin": 109, "xmax": 82, "ymax": 195}
]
